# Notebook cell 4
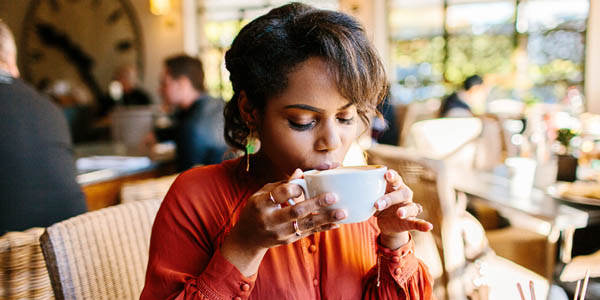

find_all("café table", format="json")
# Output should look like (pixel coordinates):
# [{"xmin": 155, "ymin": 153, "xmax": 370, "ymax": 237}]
[
  {"xmin": 450, "ymin": 167, "xmax": 600, "ymax": 280},
  {"xmin": 75, "ymin": 142, "xmax": 176, "ymax": 210}
]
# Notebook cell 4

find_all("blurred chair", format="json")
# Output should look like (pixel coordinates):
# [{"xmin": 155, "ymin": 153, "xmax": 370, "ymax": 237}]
[
  {"xmin": 475, "ymin": 115, "xmax": 506, "ymax": 171},
  {"xmin": 398, "ymin": 99, "xmax": 441, "ymax": 147},
  {"xmin": 406, "ymin": 116, "xmax": 549, "ymax": 277},
  {"xmin": 407, "ymin": 116, "xmax": 505, "ymax": 172},
  {"xmin": 0, "ymin": 228, "xmax": 54, "ymax": 300},
  {"xmin": 405, "ymin": 117, "xmax": 482, "ymax": 169},
  {"xmin": 40, "ymin": 200, "xmax": 161, "ymax": 300},
  {"xmin": 120, "ymin": 174, "xmax": 178, "ymax": 203},
  {"xmin": 110, "ymin": 106, "xmax": 155, "ymax": 154},
  {"xmin": 367, "ymin": 144, "xmax": 549, "ymax": 300}
]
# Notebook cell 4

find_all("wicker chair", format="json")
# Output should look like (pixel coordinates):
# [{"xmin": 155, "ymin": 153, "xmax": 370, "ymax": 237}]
[
  {"xmin": 367, "ymin": 144, "xmax": 549, "ymax": 300},
  {"xmin": 0, "ymin": 227, "xmax": 54, "ymax": 299},
  {"xmin": 39, "ymin": 200, "xmax": 161, "ymax": 300}
]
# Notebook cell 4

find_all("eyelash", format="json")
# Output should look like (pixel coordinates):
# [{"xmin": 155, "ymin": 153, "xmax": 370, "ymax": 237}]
[
  {"xmin": 338, "ymin": 117, "xmax": 355, "ymax": 125},
  {"xmin": 288, "ymin": 120, "xmax": 315, "ymax": 131},
  {"xmin": 288, "ymin": 117, "xmax": 355, "ymax": 131}
]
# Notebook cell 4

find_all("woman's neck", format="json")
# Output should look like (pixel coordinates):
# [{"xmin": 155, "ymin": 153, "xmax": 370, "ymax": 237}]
[{"xmin": 247, "ymin": 151, "xmax": 289, "ymax": 185}]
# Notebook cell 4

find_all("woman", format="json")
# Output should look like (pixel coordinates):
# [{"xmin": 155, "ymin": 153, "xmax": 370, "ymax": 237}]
[{"xmin": 141, "ymin": 3, "xmax": 434, "ymax": 299}]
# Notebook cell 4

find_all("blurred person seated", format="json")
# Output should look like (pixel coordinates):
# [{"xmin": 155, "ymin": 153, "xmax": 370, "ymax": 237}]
[
  {"xmin": 112, "ymin": 64, "xmax": 152, "ymax": 106},
  {"xmin": 0, "ymin": 19, "xmax": 86, "ymax": 235},
  {"xmin": 439, "ymin": 74, "xmax": 489, "ymax": 118},
  {"xmin": 44, "ymin": 79, "xmax": 97, "ymax": 143},
  {"xmin": 95, "ymin": 65, "xmax": 151, "ymax": 118},
  {"xmin": 148, "ymin": 54, "xmax": 228, "ymax": 171}
]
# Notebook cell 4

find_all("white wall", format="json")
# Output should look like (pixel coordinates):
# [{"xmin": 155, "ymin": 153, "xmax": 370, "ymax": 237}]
[
  {"xmin": 586, "ymin": 0, "xmax": 600, "ymax": 113},
  {"xmin": 339, "ymin": 0, "xmax": 390, "ymax": 77},
  {"xmin": 0, "ymin": 0, "xmax": 185, "ymax": 104}
]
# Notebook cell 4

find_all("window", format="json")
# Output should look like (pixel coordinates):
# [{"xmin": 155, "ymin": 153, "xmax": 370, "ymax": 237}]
[{"xmin": 389, "ymin": 0, "xmax": 589, "ymax": 104}]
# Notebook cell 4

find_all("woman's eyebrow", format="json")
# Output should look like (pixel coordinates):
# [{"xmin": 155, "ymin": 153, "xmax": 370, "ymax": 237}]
[
  {"xmin": 283, "ymin": 102, "xmax": 354, "ymax": 113},
  {"xmin": 283, "ymin": 104, "xmax": 324, "ymax": 113}
]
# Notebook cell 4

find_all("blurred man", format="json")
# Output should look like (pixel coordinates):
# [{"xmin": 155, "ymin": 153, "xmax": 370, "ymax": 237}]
[
  {"xmin": 113, "ymin": 64, "xmax": 151, "ymax": 106},
  {"xmin": 439, "ymin": 74, "xmax": 488, "ymax": 117},
  {"xmin": 153, "ymin": 54, "xmax": 228, "ymax": 171},
  {"xmin": 0, "ymin": 19, "xmax": 86, "ymax": 234}
]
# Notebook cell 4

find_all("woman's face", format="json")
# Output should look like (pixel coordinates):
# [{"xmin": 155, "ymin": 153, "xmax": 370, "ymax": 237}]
[{"xmin": 256, "ymin": 57, "xmax": 360, "ymax": 177}]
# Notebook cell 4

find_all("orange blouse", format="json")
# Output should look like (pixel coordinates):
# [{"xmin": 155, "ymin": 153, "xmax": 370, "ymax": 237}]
[{"xmin": 140, "ymin": 158, "xmax": 433, "ymax": 300}]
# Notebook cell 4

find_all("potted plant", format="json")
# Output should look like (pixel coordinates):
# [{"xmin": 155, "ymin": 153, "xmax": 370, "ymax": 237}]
[{"xmin": 556, "ymin": 128, "xmax": 579, "ymax": 182}]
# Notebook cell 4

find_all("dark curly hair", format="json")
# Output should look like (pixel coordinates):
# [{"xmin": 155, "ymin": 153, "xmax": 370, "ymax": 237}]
[{"xmin": 223, "ymin": 2, "xmax": 387, "ymax": 151}]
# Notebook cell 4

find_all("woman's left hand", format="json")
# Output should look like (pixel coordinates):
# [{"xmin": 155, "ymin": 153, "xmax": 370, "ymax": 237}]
[{"xmin": 374, "ymin": 169, "xmax": 433, "ymax": 249}]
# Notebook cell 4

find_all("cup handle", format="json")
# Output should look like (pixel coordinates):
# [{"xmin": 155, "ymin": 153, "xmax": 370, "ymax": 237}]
[{"xmin": 288, "ymin": 178, "xmax": 308, "ymax": 206}]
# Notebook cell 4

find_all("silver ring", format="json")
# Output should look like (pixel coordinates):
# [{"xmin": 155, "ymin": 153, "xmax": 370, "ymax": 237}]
[
  {"xmin": 293, "ymin": 220, "xmax": 301, "ymax": 236},
  {"xmin": 415, "ymin": 203, "xmax": 423, "ymax": 215},
  {"xmin": 269, "ymin": 192, "xmax": 276, "ymax": 204}
]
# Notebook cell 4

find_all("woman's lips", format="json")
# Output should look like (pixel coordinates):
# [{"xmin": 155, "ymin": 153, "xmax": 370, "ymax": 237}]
[{"xmin": 313, "ymin": 162, "xmax": 341, "ymax": 171}]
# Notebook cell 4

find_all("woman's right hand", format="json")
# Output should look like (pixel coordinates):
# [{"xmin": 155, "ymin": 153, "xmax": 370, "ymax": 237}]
[{"xmin": 220, "ymin": 169, "xmax": 346, "ymax": 276}]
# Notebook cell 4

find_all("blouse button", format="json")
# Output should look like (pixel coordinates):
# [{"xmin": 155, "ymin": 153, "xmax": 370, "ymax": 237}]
[
  {"xmin": 309, "ymin": 245, "xmax": 317, "ymax": 253},
  {"xmin": 233, "ymin": 297, "xmax": 242, "ymax": 300},
  {"xmin": 313, "ymin": 278, "xmax": 319, "ymax": 286},
  {"xmin": 394, "ymin": 267, "xmax": 402, "ymax": 275},
  {"xmin": 241, "ymin": 283, "xmax": 250, "ymax": 291},
  {"xmin": 392, "ymin": 255, "xmax": 400, "ymax": 263}
]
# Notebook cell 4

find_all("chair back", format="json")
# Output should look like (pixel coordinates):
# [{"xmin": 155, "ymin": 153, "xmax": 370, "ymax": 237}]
[
  {"xmin": 398, "ymin": 99, "xmax": 441, "ymax": 147},
  {"xmin": 367, "ymin": 144, "xmax": 549, "ymax": 300},
  {"xmin": 367, "ymin": 144, "xmax": 464, "ymax": 299},
  {"xmin": 475, "ymin": 115, "xmax": 506, "ymax": 171},
  {"xmin": 110, "ymin": 106, "xmax": 154, "ymax": 153},
  {"xmin": 406, "ymin": 117, "xmax": 483, "ymax": 169},
  {"xmin": 40, "ymin": 200, "xmax": 161, "ymax": 300},
  {"xmin": 0, "ymin": 228, "xmax": 54, "ymax": 299}
]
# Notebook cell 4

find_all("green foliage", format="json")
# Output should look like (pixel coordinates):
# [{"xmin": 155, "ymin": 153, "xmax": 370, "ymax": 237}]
[
  {"xmin": 556, "ymin": 128, "xmax": 578, "ymax": 149},
  {"xmin": 446, "ymin": 34, "xmax": 513, "ymax": 85}
]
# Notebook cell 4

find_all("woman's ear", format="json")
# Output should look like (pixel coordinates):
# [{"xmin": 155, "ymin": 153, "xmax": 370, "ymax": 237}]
[{"xmin": 238, "ymin": 91, "xmax": 259, "ymax": 128}]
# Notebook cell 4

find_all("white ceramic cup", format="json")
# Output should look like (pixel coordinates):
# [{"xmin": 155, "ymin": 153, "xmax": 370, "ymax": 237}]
[
  {"xmin": 505, "ymin": 157, "xmax": 537, "ymax": 197},
  {"xmin": 289, "ymin": 165, "xmax": 387, "ymax": 224}
]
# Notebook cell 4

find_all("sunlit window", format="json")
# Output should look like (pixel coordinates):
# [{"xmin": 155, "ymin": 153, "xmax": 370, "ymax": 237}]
[
  {"xmin": 389, "ymin": 0, "xmax": 589, "ymax": 105},
  {"xmin": 518, "ymin": 0, "xmax": 589, "ymax": 104},
  {"xmin": 388, "ymin": 0, "xmax": 446, "ymax": 103},
  {"xmin": 197, "ymin": 0, "xmax": 339, "ymax": 101}
]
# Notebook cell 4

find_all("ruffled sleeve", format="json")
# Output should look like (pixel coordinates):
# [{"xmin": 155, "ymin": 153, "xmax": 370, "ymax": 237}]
[{"xmin": 362, "ymin": 235, "xmax": 434, "ymax": 299}]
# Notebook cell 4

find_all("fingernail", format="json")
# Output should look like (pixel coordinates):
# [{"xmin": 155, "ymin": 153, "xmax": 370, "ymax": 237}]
[
  {"xmin": 331, "ymin": 224, "xmax": 340, "ymax": 230},
  {"xmin": 397, "ymin": 208, "xmax": 406, "ymax": 218},
  {"xmin": 376, "ymin": 199, "xmax": 387, "ymax": 211},
  {"xmin": 335, "ymin": 210, "xmax": 347, "ymax": 220},
  {"xmin": 325, "ymin": 193, "xmax": 337, "ymax": 204},
  {"xmin": 385, "ymin": 171, "xmax": 393, "ymax": 180}
]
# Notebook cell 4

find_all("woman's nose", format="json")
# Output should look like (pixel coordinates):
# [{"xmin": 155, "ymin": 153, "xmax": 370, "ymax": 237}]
[{"xmin": 315, "ymin": 120, "xmax": 342, "ymax": 152}]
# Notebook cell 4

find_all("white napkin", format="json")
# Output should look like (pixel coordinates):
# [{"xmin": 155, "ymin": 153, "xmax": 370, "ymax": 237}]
[{"xmin": 77, "ymin": 156, "xmax": 151, "ymax": 171}]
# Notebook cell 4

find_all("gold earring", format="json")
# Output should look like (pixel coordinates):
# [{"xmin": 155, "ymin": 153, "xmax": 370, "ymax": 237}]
[{"xmin": 245, "ymin": 129, "xmax": 260, "ymax": 172}]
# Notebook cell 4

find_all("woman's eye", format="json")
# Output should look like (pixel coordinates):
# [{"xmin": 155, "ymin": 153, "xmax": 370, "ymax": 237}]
[
  {"xmin": 337, "ymin": 116, "xmax": 355, "ymax": 124},
  {"xmin": 288, "ymin": 120, "xmax": 316, "ymax": 130}
]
